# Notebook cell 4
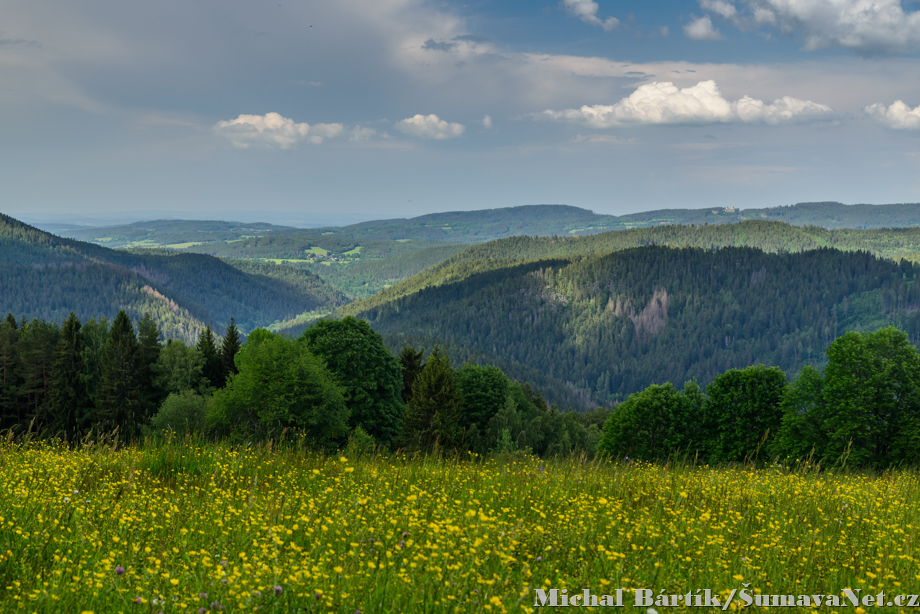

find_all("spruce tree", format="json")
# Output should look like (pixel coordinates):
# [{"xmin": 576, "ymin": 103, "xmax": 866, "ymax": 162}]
[
  {"xmin": 220, "ymin": 317, "xmax": 242, "ymax": 377},
  {"xmin": 398, "ymin": 344, "xmax": 425, "ymax": 404},
  {"xmin": 16, "ymin": 318, "xmax": 59, "ymax": 429},
  {"xmin": 0, "ymin": 314, "xmax": 21, "ymax": 430},
  {"xmin": 47, "ymin": 312, "xmax": 92, "ymax": 437},
  {"xmin": 196, "ymin": 326, "xmax": 223, "ymax": 389},
  {"xmin": 399, "ymin": 346, "xmax": 463, "ymax": 452},
  {"xmin": 94, "ymin": 310, "xmax": 144, "ymax": 440},
  {"xmin": 79, "ymin": 317, "xmax": 109, "ymax": 409},
  {"xmin": 136, "ymin": 313, "xmax": 164, "ymax": 420}
]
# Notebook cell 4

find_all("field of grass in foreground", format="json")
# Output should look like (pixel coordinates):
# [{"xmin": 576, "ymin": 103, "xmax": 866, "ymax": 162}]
[{"xmin": 1, "ymin": 438, "xmax": 919, "ymax": 613}]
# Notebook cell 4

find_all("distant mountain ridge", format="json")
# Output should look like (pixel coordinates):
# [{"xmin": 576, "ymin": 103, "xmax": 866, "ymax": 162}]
[
  {"xmin": 310, "ymin": 201, "xmax": 920, "ymax": 241},
  {"xmin": 53, "ymin": 201, "xmax": 920, "ymax": 249}
]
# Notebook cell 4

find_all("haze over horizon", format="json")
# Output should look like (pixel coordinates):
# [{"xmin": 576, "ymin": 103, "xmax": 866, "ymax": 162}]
[{"xmin": 3, "ymin": 0, "xmax": 920, "ymax": 223}]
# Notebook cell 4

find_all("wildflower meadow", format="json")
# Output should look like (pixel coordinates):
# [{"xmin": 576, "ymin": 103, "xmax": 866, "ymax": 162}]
[{"xmin": 1, "ymin": 436, "xmax": 918, "ymax": 613}]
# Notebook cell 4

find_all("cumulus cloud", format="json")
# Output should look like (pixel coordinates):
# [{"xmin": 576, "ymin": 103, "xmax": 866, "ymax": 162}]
[
  {"xmin": 536, "ymin": 80, "xmax": 835, "ymax": 127},
  {"xmin": 395, "ymin": 114, "xmax": 465, "ymax": 139},
  {"xmin": 866, "ymin": 100, "xmax": 920, "ymax": 130},
  {"xmin": 349, "ymin": 126, "xmax": 381, "ymax": 141},
  {"xmin": 700, "ymin": 0, "xmax": 737, "ymax": 18},
  {"xmin": 684, "ymin": 16, "xmax": 724, "ymax": 40},
  {"xmin": 482, "ymin": 114, "xmax": 493, "ymax": 129},
  {"xmin": 213, "ymin": 113, "xmax": 344, "ymax": 149},
  {"xmin": 562, "ymin": 0, "xmax": 619, "ymax": 31},
  {"xmin": 698, "ymin": 0, "xmax": 920, "ymax": 54}
]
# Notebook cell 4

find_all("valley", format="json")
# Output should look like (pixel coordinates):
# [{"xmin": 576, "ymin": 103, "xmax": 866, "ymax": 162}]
[{"xmin": 6, "ymin": 202, "xmax": 920, "ymax": 408}]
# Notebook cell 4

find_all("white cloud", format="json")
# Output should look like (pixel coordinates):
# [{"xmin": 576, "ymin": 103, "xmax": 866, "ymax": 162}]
[
  {"xmin": 684, "ymin": 15, "xmax": 724, "ymax": 40},
  {"xmin": 700, "ymin": 0, "xmax": 737, "ymax": 18},
  {"xmin": 536, "ymin": 80, "xmax": 835, "ymax": 127},
  {"xmin": 699, "ymin": 0, "xmax": 920, "ymax": 54},
  {"xmin": 562, "ymin": 0, "xmax": 619, "ymax": 31},
  {"xmin": 482, "ymin": 114, "xmax": 493, "ymax": 129},
  {"xmin": 395, "ymin": 114, "xmax": 465, "ymax": 139},
  {"xmin": 349, "ymin": 126, "xmax": 380, "ymax": 141},
  {"xmin": 212, "ymin": 113, "xmax": 344, "ymax": 149},
  {"xmin": 866, "ymin": 100, "xmax": 920, "ymax": 130}
]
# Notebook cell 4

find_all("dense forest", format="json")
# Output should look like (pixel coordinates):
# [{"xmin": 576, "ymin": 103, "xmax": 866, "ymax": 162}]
[
  {"xmin": 0, "ymin": 213, "xmax": 348, "ymax": 340},
  {"xmin": 332, "ymin": 220, "xmax": 920, "ymax": 322},
  {"xmin": 599, "ymin": 326, "xmax": 920, "ymax": 469},
  {"xmin": 4, "ymin": 307, "xmax": 920, "ymax": 469},
  {"xmin": 335, "ymin": 246, "xmax": 920, "ymax": 404},
  {"xmin": 58, "ymin": 219, "xmax": 304, "ymax": 249},
  {"xmin": 53, "ymin": 202, "xmax": 920, "ymax": 251},
  {"xmin": 0, "ymin": 311, "xmax": 603, "ymax": 459}
]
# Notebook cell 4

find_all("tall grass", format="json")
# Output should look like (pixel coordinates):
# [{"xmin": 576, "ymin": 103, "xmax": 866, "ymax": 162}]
[{"xmin": 0, "ymin": 436, "xmax": 917, "ymax": 613}]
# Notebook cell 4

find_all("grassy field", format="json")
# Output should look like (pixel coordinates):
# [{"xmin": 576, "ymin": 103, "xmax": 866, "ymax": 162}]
[{"xmin": 1, "ymin": 438, "xmax": 918, "ymax": 613}]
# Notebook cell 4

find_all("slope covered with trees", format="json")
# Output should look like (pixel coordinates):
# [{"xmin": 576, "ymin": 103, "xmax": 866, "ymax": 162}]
[
  {"xmin": 337, "ymin": 246, "xmax": 920, "ymax": 404},
  {"xmin": 332, "ymin": 220, "xmax": 920, "ymax": 319},
  {"xmin": 0, "ymin": 213, "xmax": 347, "ymax": 340}
]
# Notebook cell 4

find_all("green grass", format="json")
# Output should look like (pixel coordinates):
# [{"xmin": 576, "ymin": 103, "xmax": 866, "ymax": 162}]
[
  {"xmin": 1, "ymin": 437, "xmax": 917, "ymax": 613},
  {"xmin": 342, "ymin": 246, "xmax": 362, "ymax": 256},
  {"xmin": 258, "ymin": 258, "xmax": 315, "ymax": 265},
  {"xmin": 162, "ymin": 242, "xmax": 204, "ymax": 249},
  {"xmin": 305, "ymin": 246, "xmax": 330, "ymax": 256}
]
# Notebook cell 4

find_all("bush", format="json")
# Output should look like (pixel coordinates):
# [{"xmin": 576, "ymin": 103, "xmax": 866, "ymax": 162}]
[{"xmin": 148, "ymin": 390, "xmax": 208, "ymax": 436}]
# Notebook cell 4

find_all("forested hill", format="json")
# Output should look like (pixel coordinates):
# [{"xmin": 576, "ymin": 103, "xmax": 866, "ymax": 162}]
[
  {"xmin": 0, "ymin": 213, "xmax": 348, "ymax": 340},
  {"xmin": 47, "ymin": 202, "xmax": 920, "ymax": 251},
  {"xmin": 56, "ymin": 219, "xmax": 303, "ymax": 249},
  {"xmin": 329, "ymin": 246, "xmax": 920, "ymax": 405},
  {"xmin": 308, "ymin": 201, "xmax": 920, "ymax": 241},
  {"xmin": 331, "ymin": 220, "xmax": 920, "ymax": 318}
]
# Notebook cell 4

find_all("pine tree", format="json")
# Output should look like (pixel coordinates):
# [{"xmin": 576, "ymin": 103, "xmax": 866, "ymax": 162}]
[
  {"xmin": 399, "ymin": 346, "xmax": 463, "ymax": 452},
  {"xmin": 197, "ymin": 326, "xmax": 223, "ymax": 389},
  {"xmin": 94, "ymin": 310, "xmax": 144, "ymax": 440},
  {"xmin": 220, "ymin": 317, "xmax": 242, "ymax": 378},
  {"xmin": 47, "ymin": 312, "xmax": 92, "ymax": 437}
]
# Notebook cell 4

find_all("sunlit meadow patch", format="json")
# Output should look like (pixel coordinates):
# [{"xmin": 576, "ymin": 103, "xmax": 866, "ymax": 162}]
[{"xmin": 0, "ymin": 438, "xmax": 918, "ymax": 613}]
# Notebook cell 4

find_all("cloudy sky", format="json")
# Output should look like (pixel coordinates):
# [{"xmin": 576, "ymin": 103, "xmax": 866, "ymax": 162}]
[{"xmin": 3, "ymin": 0, "xmax": 920, "ymax": 225}]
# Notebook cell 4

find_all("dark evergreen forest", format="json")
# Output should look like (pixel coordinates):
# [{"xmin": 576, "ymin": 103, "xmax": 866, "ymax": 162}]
[
  {"xmin": 0, "ymin": 213, "xmax": 348, "ymax": 340},
  {"xmin": 347, "ymin": 246, "xmax": 920, "ymax": 404}
]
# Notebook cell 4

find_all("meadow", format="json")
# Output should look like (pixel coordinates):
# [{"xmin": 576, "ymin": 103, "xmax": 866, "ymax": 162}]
[{"xmin": 1, "ymin": 436, "xmax": 918, "ymax": 613}]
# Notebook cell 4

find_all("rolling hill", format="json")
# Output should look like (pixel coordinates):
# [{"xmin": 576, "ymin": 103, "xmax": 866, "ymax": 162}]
[
  {"xmin": 55, "ymin": 219, "xmax": 304, "ymax": 249},
  {"xmin": 291, "ymin": 243, "xmax": 920, "ymax": 406},
  {"xmin": 0, "ymin": 213, "xmax": 348, "ymax": 341}
]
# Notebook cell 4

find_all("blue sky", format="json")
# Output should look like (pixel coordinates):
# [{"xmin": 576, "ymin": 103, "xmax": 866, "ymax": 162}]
[{"xmin": 3, "ymin": 0, "xmax": 920, "ymax": 226}]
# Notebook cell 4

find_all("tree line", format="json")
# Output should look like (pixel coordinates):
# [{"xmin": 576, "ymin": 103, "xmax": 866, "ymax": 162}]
[
  {"xmin": 0, "ymin": 311, "xmax": 601, "ymax": 457},
  {"xmin": 8, "ymin": 306, "xmax": 920, "ymax": 467},
  {"xmin": 598, "ymin": 326, "xmax": 920, "ymax": 469},
  {"xmin": 352, "ymin": 246, "xmax": 920, "ymax": 405}
]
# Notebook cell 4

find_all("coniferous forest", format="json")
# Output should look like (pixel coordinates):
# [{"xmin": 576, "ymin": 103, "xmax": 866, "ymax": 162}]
[{"xmin": 7, "ymin": 207, "xmax": 920, "ymax": 468}]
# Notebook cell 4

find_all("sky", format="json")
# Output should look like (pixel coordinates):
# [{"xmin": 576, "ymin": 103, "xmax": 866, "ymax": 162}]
[{"xmin": 3, "ymin": 0, "xmax": 920, "ymax": 226}]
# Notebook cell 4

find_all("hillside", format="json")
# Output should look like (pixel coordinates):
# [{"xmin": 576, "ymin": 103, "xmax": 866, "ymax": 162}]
[
  {"xmin": 330, "ymin": 220, "xmax": 920, "ymax": 318},
  {"xmin": 310, "ymin": 201, "xmax": 920, "ymax": 242},
  {"xmin": 317, "ymin": 245, "xmax": 920, "ymax": 405},
  {"xmin": 49, "ymin": 202, "xmax": 920, "ymax": 254},
  {"xmin": 0, "ymin": 213, "xmax": 348, "ymax": 340},
  {"xmin": 186, "ymin": 235, "xmax": 467, "ymax": 298},
  {"xmin": 55, "ymin": 219, "xmax": 303, "ymax": 249}
]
